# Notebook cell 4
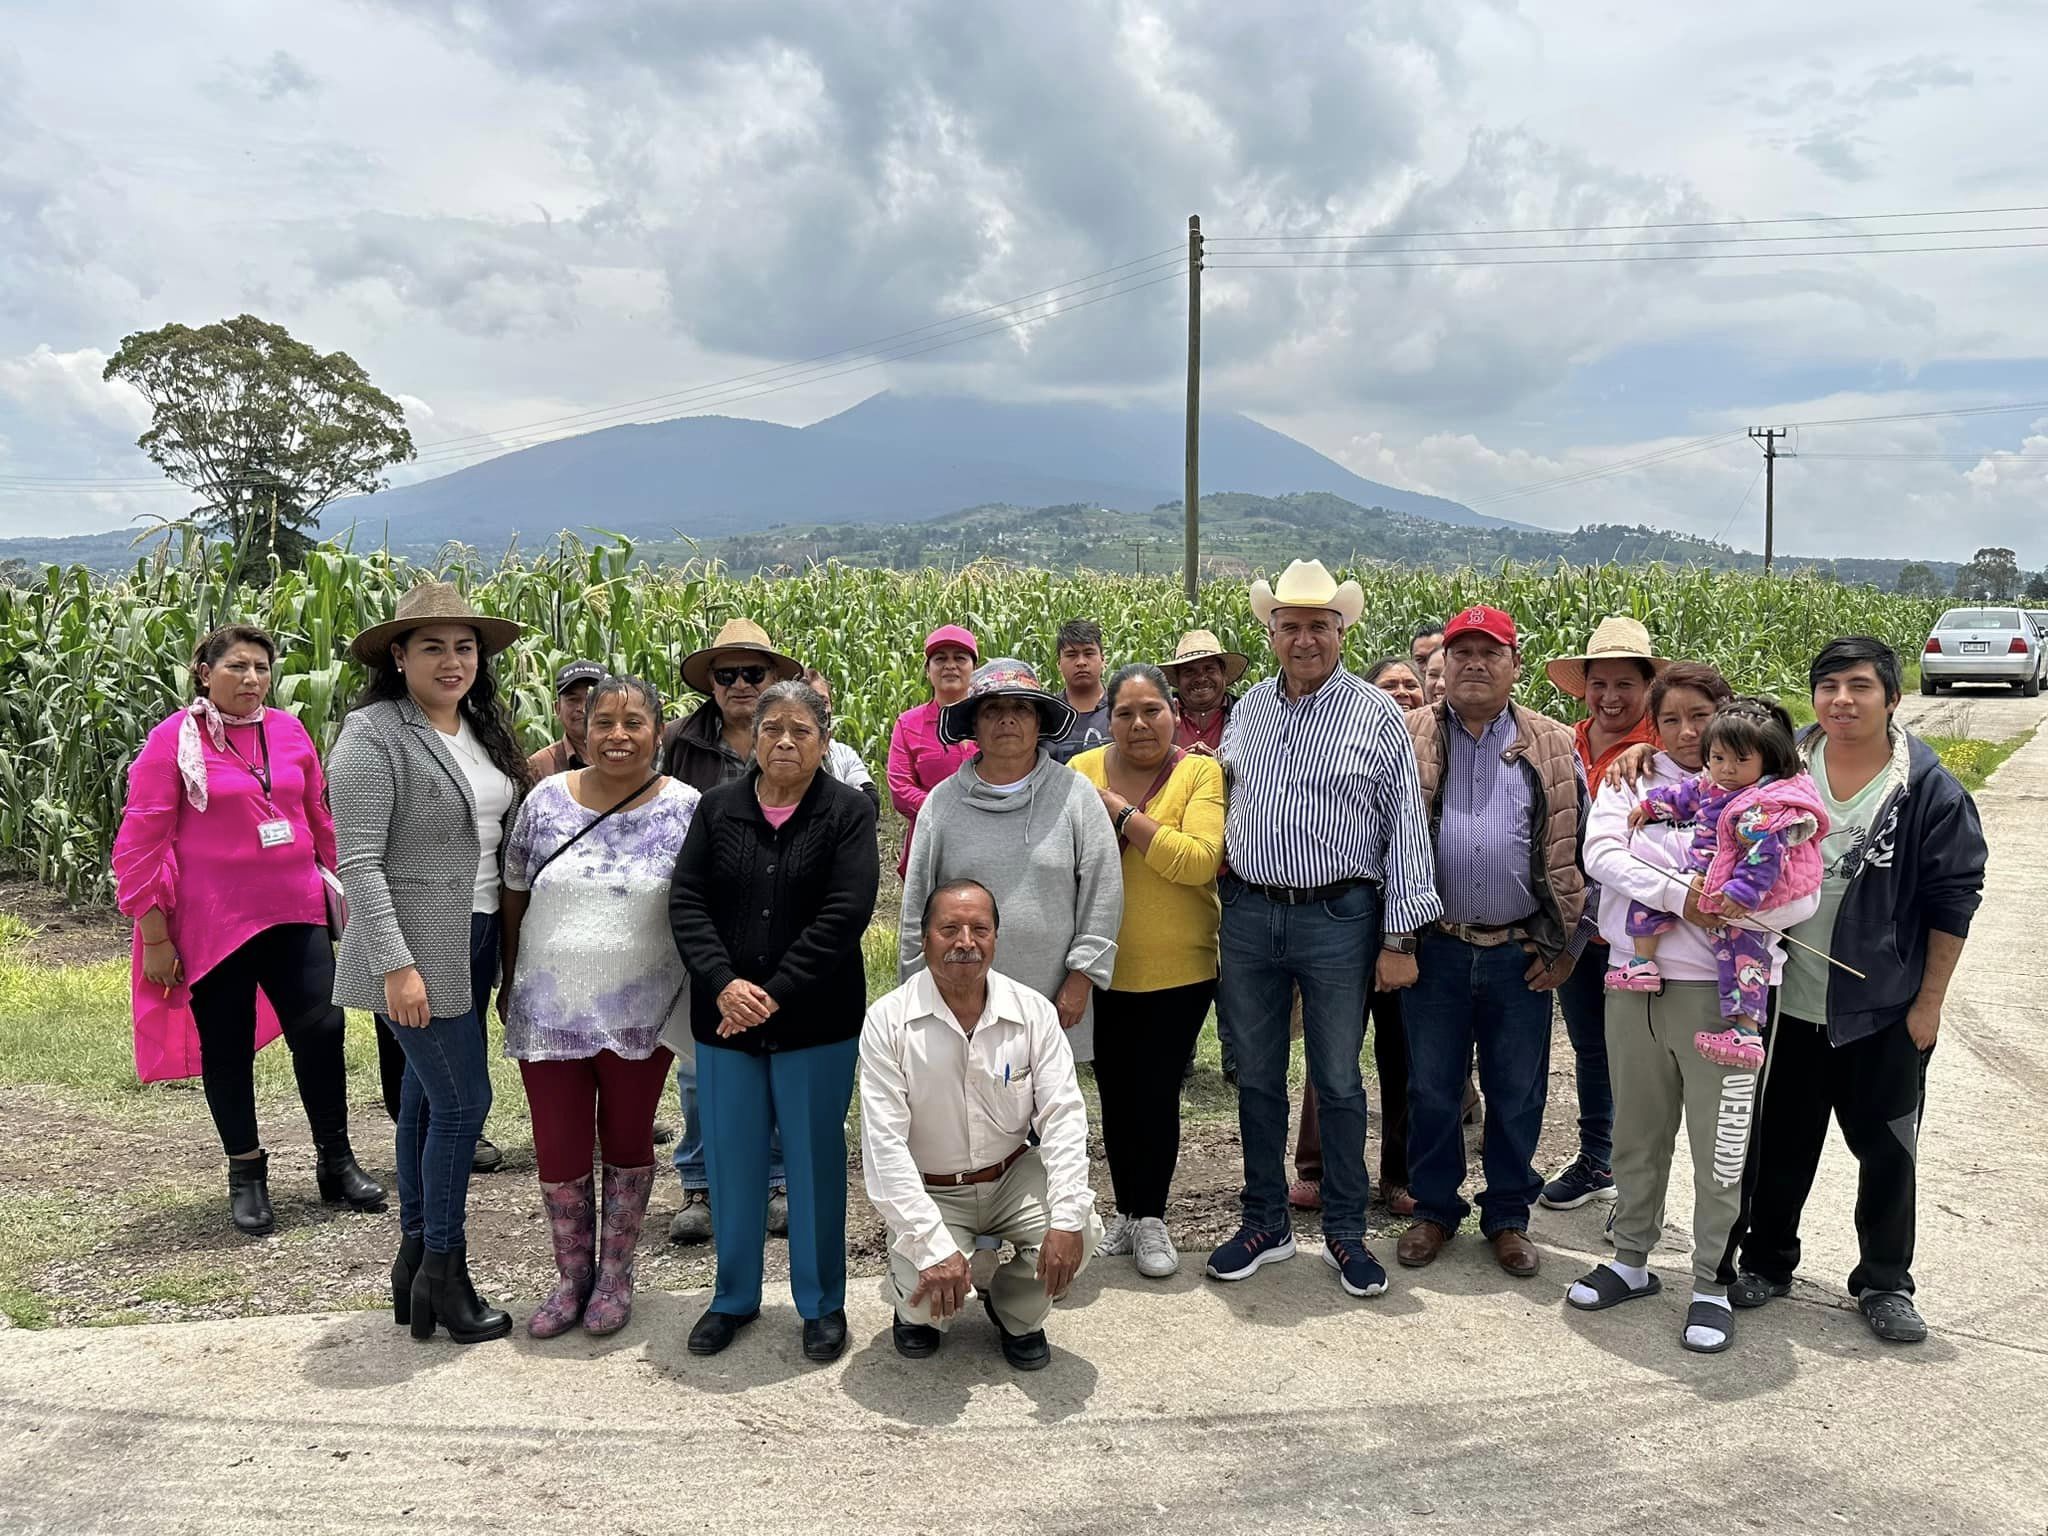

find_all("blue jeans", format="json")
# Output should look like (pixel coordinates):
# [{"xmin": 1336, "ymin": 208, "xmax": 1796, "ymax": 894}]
[
  {"xmin": 1404, "ymin": 930, "xmax": 1554, "ymax": 1236},
  {"xmin": 696, "ymin": 1036, "xmax": 859, "ymax": 1319},
  {"xmin": 1556, "ymin": 947, "xmax": 1614, "ymax": 1168},
  {"xmin": 672, "ymin": 1055, "xmax": 785, "ymax": 1191},
  {"xmin": 1216, "ymin": 876, "xmax": 1377, "ymax": 1244},
  {"xmin": 383, "ymin": 912, "xmax": 499, "ymax": 1253}
]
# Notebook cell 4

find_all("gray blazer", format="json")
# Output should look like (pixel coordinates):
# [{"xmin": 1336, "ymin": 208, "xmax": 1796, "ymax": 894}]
[{"xmin": 328, "ymin": 696, "xmax": 522, "ymax": 1018}]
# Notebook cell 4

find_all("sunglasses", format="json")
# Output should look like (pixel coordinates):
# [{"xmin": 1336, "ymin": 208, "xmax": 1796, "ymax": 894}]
[{"xmin": 711, "ymin": 665, "xmax": 771, "ymax": 688}]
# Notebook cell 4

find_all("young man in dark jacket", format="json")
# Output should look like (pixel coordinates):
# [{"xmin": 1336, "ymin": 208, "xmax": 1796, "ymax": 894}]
[{"xmin": 1734, "ymin": 637, "xmax": 1988, "ymax": 1344}]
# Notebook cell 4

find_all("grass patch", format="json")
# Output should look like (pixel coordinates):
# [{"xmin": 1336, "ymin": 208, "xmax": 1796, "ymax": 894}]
[
  {"xmin": 1922, "ymin": 728, "xmax": 2035, "ymax": 794},
  {"xmin": 136, "ymin": 1267, "xmax": 253, "ymax": 1307}
]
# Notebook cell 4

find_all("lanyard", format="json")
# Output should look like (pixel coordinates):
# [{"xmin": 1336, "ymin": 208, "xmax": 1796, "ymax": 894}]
[{"xmin": 221, "ymin": 722, "xmax": 273, "ymax": 800}]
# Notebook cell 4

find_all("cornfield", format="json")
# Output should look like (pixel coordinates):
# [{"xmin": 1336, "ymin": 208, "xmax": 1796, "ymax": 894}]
[{"xmin": 0, "ymin": 534, "xmax": 1940, "ymax": 902}]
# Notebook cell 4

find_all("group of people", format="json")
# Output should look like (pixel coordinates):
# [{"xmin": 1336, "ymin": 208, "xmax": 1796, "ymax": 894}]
[{"xmin": 111, "ymin": 551, "xmax": 1987, "ymax": 1370}]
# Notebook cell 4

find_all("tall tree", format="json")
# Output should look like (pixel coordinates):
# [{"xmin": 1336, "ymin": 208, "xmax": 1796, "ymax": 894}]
[
  {"xmin": 103, "ymin": 315, "xmax": 414, "ymax": 579},
  {"xmin": 1952, "ymin": 546, "xmax": 2022, "ymax": 602},
  {"xmin": 1894, "ymin": 561, "xmax": 1943, "ymax": 598},
  {"xmin": 2025, "ymin": 570, "xmax": 2048, "ymax": 604}
]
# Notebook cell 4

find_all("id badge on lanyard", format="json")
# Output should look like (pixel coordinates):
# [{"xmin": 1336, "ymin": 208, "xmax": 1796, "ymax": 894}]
[
  {"xmin": 227, "ymin": 722, "xmax": 292, "ymax": 851},
  {"xmin": 257, "ymin": 818, "xmax": 295, "ymax": 849}
]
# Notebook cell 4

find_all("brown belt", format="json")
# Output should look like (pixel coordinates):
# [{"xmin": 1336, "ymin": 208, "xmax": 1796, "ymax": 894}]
[
  {"xmin": 1434, "ymin": 918, "xmax": 1532, "ymax": 950},
  {"xmin": 921, "ymin": 1143, "xmax": 1028, "ymax": 1189}
]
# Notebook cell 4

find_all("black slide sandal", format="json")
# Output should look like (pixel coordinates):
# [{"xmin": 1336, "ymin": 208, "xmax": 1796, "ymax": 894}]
[
  {"xmin": 1681, "ymin": 1299, "xmax": 1734, "ymax": 1353},
  {"xmin": 1566, "ymin": 1265, "xmax": 1662, "ymax": 1311}
]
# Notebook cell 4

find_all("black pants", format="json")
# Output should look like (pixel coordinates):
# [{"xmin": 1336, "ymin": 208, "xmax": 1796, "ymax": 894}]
[
  {"xmin": 1092, "ymin": 980, "xmax": 1216, "ymax": 1219},
  {"xmin": 187, "ymin": 923, "xmax": 349, "ymax": 1157},
  {"xmin": 1739, "ymin": 1012, "xmax": 1931, "ymax": 1297}
]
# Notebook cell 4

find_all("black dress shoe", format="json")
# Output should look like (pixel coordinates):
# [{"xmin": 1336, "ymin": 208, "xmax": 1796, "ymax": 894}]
[
  {"xmin": 687, "ymin": 1308, "xmax": 760, "ymax": 1356},
  {"xmin": 982, "ymin": 1290, "xmax": 1050, "ymax": 1372},
  {"xmin": 892, "ymin": 1316, "xmax": 943, "ymax": 1359},
  {"xmin": 802, "ymin": 1308, "xmax": 849, "ymax": 1363},
  {"xmin": 472, "ymin": 1136, "xmax": 505, "ymax": 1174},
  {"xmin": 227, "ymin": 1152, "xmax": 274, "ymax": 1236}
]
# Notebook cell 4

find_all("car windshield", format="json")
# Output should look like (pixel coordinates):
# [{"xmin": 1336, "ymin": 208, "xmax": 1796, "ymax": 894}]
[{"xmin": 1938, "ymin": 609, "xmax": 2021, "ymax": 630}]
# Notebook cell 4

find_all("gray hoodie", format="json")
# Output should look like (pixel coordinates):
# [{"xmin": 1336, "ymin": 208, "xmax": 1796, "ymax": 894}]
[{"xmin": 898, "ymin": 749, "xmax": 1123, "ymax": 1061}]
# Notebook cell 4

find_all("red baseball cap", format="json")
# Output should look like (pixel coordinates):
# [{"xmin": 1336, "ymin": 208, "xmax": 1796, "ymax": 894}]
[{"xmin": 1442, "ymin": 605, "xmax": 1518, "ymax": 648}]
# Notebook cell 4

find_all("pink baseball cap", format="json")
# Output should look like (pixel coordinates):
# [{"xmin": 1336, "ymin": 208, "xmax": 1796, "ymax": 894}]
[
  {"xmin": 924, "ymin": 624, "xmax": 979, "ymax": 659},
  {"xmin": 1442, "ymin": 605, "xmax": 1519, "ymax": 648}
]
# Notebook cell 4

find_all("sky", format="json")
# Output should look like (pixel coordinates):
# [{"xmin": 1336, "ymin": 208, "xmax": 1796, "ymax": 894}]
[{"xmin": 2, "ymin": 0, "xmax": 2045, "ymax": 563}]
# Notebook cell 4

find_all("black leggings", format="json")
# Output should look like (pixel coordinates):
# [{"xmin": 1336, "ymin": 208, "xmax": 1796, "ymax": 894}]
[
  {"xmin": 187, "ymin": 923, "xmax": 349, "ymax": 1157},
  {"xmin": 1092, "ymin": 980, "xmax": 1217, "ymax": 1219}
]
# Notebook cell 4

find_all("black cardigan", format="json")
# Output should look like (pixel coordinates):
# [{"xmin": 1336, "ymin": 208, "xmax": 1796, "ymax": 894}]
[{"xmin": 669, "ymin": 767, "xmax": 879, "ymax": 1054}]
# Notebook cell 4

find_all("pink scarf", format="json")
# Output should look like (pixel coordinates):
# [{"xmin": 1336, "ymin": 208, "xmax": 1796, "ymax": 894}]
[{"xmin": 176, "ymin": 698, "xmax": 267, "ymax": 812}]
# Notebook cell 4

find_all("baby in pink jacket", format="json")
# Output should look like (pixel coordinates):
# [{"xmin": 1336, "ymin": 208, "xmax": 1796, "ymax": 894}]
[{"xmin": 1613, "ymin": 699, "xmax": 1828, "ymax": 1070}]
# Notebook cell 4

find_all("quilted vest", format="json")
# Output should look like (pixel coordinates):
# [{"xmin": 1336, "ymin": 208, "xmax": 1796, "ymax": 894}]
[{"xmin": 1407, "ymin": 702, "xmax": 1587, "ymax": 959}]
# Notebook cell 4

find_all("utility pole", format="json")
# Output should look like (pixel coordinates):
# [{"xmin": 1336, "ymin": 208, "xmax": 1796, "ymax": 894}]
[
  {"xmin": 1183, "ymin": 214, "xmax": 1203, "ymax": 605},
  {"xmin": 1749, "ymin": 427, "xmax": 1788, "ymax": 575}
]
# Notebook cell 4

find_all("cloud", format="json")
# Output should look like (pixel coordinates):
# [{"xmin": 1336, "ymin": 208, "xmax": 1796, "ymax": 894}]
[{"xmin": 1794, "ymin": 125, "xmax": 1876, "ymax": 182}]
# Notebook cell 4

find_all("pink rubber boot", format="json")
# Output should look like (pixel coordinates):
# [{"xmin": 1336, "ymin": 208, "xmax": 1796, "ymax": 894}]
[
  {"xmin": 583, "ymin": 1163, "xmax": 657, "ymax": 1337},
  {"xmin": 528, "ymin": 1174, "xmax": 596, "ymax": 1339}
]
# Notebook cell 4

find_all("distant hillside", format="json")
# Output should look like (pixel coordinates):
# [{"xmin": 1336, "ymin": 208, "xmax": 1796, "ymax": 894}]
[
  {"xmin": 683, "ymin": 491, "xmax": 1965, "ymax": 588},
  {"xmin": 317, "ymin": 391, "xmax": 1510, "ymax": 545}
]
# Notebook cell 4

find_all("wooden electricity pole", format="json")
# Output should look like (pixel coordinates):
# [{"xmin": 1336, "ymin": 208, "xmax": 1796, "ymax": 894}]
[
  {"xmin": 1183, "ymin": 214, "xmax": 1203, "ymax": 605},
  {"xmin": 1749, "ymin": 426, "xmax": 1788, "ymax": 575}
]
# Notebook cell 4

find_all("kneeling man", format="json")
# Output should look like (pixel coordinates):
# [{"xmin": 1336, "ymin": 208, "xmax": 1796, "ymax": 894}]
[{"xmin": 860, "ymin": 879, "xmax": 1101, "ymax": 1370}]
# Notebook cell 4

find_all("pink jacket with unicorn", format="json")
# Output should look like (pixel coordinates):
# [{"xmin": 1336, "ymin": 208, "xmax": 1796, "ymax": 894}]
[{"xmin": 1699, "ymin": 772, "xmax": 1830, "ymax": 917}]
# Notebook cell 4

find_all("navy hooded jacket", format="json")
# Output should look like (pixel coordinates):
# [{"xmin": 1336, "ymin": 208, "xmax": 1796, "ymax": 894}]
[{"xmin": 1797, "ymin": 726, "xmax": 1988, "ymax": 1047}]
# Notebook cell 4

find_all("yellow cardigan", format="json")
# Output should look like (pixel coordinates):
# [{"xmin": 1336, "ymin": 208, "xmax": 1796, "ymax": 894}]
[{"xmin": 1070, "ymin": 747, "xmax": 1226, "ymax": 992}]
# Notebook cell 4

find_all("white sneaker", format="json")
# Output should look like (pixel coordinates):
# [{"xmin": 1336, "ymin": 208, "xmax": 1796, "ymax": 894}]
[
  {"xmin": 1097, "ymin": 1212, "xmax": 1136, "ymax": 1257},
  {"xmin": 1133, "ymin": 1217, "xmax": 1179, "ymax": 1278}
]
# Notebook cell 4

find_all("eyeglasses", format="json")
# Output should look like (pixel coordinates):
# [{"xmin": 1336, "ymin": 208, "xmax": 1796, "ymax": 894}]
[{"xmin": 712, "ymin": 665, "xmax": 770, "ymax": 688}]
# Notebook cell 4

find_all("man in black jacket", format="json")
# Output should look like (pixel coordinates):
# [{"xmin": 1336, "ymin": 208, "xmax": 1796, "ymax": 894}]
[{"xmin": 1734, "ymin": 637, "xmax": 1988, "ymax": 1344}]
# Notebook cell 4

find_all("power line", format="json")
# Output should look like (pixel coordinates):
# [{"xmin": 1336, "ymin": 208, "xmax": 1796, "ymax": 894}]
[
  {"xmin": 1206, "ymin": 239, "xmax": 2048, "ymax": 270},
  {"xmin": 1466, "ymin": 432, "xmax": 1748, "ymax": 507},
  {"xmin": 1202, "ymin": 203, "xmax": 2048, "ymax": 243},
  {"xmin": 1205, "ymin": 222, "xmax": 2048, "ymax": 256},
  {"xmin": 1709, "ymin": 464, "xmax": 1767, "ymax": 547}
]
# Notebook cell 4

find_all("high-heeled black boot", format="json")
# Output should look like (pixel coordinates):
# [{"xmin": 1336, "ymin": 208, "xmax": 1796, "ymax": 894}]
[
  {"xmin": 227, "ymin": 1151, "xmax": 274, "ymax": 1236},
  {"xmin": 391, "ymin": 1233, "xmax": 425, "ymax": 1325},
  {"xmin": 315, "ymin": 1135, "xmax": 388, "ymax": 1212},
  {"xmin": 409, "ymin": 1244, "xmax": 512, "ymax": 1344}
]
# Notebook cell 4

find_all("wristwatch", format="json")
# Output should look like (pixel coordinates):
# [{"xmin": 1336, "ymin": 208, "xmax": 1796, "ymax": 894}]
[
  {"xmin": 1380, "ymin": 932, "xmax": 1419, "ymax": 955},
  {"xmin": 1114, "ymin": 805, "xmax": 1139, "ymax": 835}
]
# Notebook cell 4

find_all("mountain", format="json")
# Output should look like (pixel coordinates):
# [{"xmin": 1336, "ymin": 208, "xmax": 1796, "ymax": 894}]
[
  {"xmin": 320, "ymin": 391, "xmax": 1508, "ymax": 544},
  {"xmin": 686, "ymin": 493, "xmax": 1967, "ymax": 588}
]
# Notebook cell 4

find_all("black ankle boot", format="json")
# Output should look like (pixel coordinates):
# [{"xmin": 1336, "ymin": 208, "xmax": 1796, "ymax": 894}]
[
  {"xmin": 391, "ymin": 1233, "xmax": 425, "ymax": 1325},
  {"xmin": 227, "ymin": 1152, "xmax": 274, "ymax": 1236},
  {"xmin": 409, "ymin": 1244, "xmax": 512, "ymax": 1344},
  {"xmin": 315, "ymin": 1136, "xmax": 388, "ymax": 1212}
]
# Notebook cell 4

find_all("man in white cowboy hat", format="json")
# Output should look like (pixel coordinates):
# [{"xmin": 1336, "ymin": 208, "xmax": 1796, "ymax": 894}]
[
  {"xmin": 1160, "ymin": 628, "xmax": 1249, "ymax": 754},
  {"xmin": 1535, "ymin": 616, "xmax": 1669, "ymax": 1212},
  {"xmin": 1204, "ymin": 558, "xmax": 1442, "ymax": 1301},
  {"xmin": 658, "ymin": 616, "xmax": 864, "ymax": 1246}
]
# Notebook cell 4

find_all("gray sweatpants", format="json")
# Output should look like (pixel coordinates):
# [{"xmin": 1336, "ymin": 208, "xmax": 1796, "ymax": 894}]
[{"xmin": 1604, "ymin": 980, "xmax": 1760, "ymax": 1295}]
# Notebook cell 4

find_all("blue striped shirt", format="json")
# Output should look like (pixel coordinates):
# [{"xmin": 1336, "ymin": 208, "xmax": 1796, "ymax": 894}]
[{"xmin": 1219, "ymin": 667, "xmax": 1444, "ymax": 934}]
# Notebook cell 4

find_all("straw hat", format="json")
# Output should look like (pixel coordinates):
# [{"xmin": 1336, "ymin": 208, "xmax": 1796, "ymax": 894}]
[
  {"xmin": 680, "ymin": 617, "xmax": 803, "ymax": 695},
  {"xmin": 1159, "ymin": 628, "xmax": 1249, "ymax": 687},
  {"xmin": 349, "ymin": 580, "xmax": 525, "ymax": 665},
  {"xmin": 938, "ymin": 658, "xmax": 1077, "ymax": 747},
  {"xmin": 1544, "ymin": 616, "xmax": 1670, "ymax": 698},
  {"xmin": 1249, "ymin": 559, "xmax": 1364, "ymax": 629}
]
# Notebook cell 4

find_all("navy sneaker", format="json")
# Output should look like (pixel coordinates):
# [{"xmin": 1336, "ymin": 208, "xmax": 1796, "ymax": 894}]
[
  {"xmin": 1205, "ymin": 1224, "xmax": 1296, "ymax": 1281},
  {"xmin": 1323, "ymin": 1238, "xmax": 1389, "ymax": 1298},
  {"xmin": 1539, "ymin": 1153, "xmax": 1617, "ymax": 1210}
]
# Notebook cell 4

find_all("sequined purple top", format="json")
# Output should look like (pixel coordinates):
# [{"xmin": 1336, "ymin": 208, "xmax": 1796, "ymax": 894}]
[{"xmin": 501, "ymin": 776, "xmax": 702, "ymax": 1062}]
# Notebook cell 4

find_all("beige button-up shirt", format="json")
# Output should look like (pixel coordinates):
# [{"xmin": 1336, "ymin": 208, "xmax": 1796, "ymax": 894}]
[{"xmin": 859, "ymin": 968, "xmax": 1095, "ymax": 1272}]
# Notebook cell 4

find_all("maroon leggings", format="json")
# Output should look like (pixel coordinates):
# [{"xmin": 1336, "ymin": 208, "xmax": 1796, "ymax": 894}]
[{"xmin": 518, "ymin": 1048, "xmax": 675, "ymax": 1183}]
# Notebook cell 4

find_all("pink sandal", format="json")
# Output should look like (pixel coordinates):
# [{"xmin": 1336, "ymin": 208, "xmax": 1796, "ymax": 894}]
[
  {"xmin": 1606, "ymin": 958, "xmax": 1664, "ymax": 993},
  {"xmin": 1695, "ymin": 1028, "xmax": 1765, "ymax": 1071}
]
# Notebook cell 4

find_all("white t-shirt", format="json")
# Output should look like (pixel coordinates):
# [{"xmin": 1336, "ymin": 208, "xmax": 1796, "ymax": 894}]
[{"xmin": 443, "ymin": 718, "xmax": 517, "ymax": 913}]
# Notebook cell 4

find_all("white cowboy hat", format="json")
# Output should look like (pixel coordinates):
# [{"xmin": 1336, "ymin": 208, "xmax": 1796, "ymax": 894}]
[
  {"xmin": 1249, "ymin": 559, "xmax": 1364, "ymax": 629},
  {"xmin": 1544, "ymin": 615, "xmax": 1670, "ymax": 699}
]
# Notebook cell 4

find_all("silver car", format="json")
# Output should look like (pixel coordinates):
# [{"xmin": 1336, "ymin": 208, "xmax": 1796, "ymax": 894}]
[{"xmin": 1921, "ymin": 606, "xmax": 2042, "ymax": 696}]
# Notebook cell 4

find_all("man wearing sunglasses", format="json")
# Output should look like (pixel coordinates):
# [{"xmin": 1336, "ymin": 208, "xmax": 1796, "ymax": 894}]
[{"xmin": 661, "ymin": 619, "xmax": 805, "ymax": 788}]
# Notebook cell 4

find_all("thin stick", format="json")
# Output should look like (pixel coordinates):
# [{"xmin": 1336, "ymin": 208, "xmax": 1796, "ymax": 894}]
[{"xmin": 1619, "ymin": 849, "xmax": 1867, "ymax": 981}]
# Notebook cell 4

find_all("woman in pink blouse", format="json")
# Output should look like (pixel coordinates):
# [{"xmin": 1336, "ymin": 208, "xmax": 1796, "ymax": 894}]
[
  {"xmin": 112, "ymin": 625, "xmax": 384, "ymax": 1236},
  {"xmin": 884, "ymin": 625, "xmax": 978, "ymax": 875}
]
